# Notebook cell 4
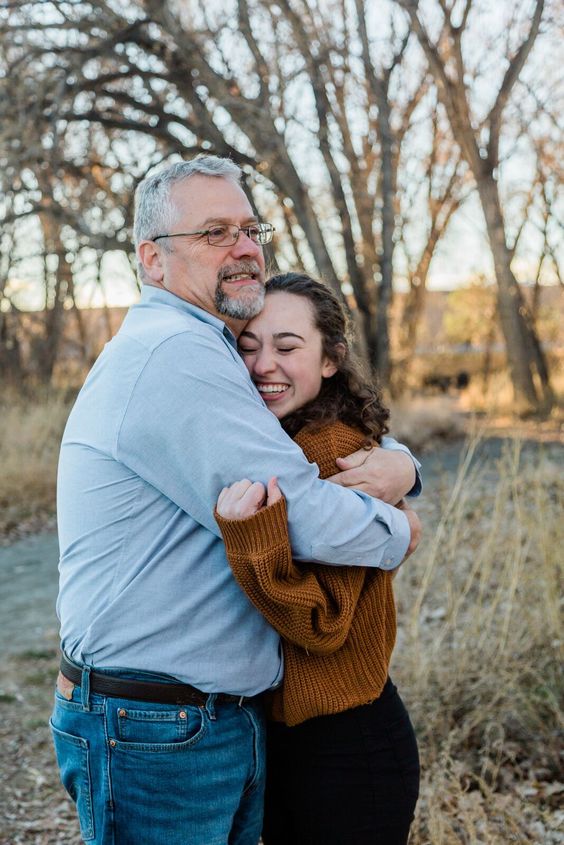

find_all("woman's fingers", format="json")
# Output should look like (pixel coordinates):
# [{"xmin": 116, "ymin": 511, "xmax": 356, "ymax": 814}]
[
  {"xmin": 216, "ymin": 479, "xmax": 266, "ymax": 519},
  {"xmin": 266, "ymin": 476, "xmax": 283, "ymax": 506},
  {"xmin": 216, "ymin": 477, "xmax": 283, "ymax": 519}
]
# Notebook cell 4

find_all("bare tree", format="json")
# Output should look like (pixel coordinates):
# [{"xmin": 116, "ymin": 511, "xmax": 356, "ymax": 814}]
[
  {"xmin": 0, "ymin": 0, "xmax": 444, "ymax": 388},
  {"xmin": 1, "ymin": 0, "xmax": 559, "ymax": 401},
  {"xmin": 510, "ymin": 132, "xmax": 563, "ymax": 318},
  {"xmin": 395, "ymin": 0, "xmax": 556, "ymax": 414},
  {"xmin": 394, "ymin": 97, "xmax": 471, "ymax": 393}
]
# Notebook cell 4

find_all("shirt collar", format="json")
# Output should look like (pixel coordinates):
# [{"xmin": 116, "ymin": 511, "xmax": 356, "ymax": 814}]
[{"xmin": 140, "ymin": 284, "xmax": 238, "ymax": 348}]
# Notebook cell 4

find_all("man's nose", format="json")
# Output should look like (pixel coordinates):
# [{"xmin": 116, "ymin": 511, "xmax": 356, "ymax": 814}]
[{"xmin": 230, "ymin": 230, "xmax": 262, "ymax": 259}]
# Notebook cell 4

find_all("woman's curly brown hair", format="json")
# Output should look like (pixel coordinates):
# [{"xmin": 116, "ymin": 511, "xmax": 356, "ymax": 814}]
[{"xmin": 264, "ymin": 273, "xmax": 390, "ymax": 445}]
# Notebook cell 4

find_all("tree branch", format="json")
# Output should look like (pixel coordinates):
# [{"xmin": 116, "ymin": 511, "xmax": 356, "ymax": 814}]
[{"xmin": 486, "ymin": 0, "xmax": 545, "ymax": 167}]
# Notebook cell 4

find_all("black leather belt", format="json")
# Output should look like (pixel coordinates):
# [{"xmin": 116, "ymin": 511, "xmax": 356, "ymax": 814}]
[{"xmin": 60, "ymin": 653, "xmax": 249, "ymax": 707}]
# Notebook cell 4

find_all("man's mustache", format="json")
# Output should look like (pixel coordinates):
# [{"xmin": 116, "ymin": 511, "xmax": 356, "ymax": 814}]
[{"xmin": 218, "ymin": 262, "xmax": 263, "ymax": 283}]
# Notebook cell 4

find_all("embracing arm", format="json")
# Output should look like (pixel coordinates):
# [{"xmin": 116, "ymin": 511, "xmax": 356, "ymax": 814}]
[
  {"xmin": 215, "ymin": 484, "xmax": 365, "ymax": 655},
  {"xmin": 119, "ymin": 328, "xmax": 412, "ymax": 570},
  {"xmin": 329, "ymin": 440, "xmax": 421, "ymax": 503},
  {"xmin": 214, "ymin": 422, "xmax": 421, "ymax": 652}
]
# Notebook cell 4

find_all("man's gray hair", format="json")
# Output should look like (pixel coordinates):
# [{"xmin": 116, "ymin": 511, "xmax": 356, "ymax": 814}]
[{"xmin": 133, "ymin": 155, "xmax": 243, "ymax": 249}]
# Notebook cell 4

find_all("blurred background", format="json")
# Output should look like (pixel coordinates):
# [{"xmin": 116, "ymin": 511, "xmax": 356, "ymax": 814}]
[{"xmin": 0, "ymin": 1, "xmax": 562, "ymax": 843}]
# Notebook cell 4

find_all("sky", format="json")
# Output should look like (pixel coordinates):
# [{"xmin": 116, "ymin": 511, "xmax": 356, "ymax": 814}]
[{"xmin": 2, "ymin": 0, "xmax": 561, "ymax": 310}]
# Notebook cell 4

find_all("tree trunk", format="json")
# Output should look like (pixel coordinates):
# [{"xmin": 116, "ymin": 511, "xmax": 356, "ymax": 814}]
[
  {"xmin": 393, "ymin": 247, "xmax": 433, "ymax": 396},
  {"xmin": 37, "ymin": 215, "xmax": 71, "ymax": 383},
  {"xmin": 374, "ymin": 93, "xmax": 395, "ymax": 388},
  {"xmin": 477, "ymin": 175, "xmax": 553, "ymax": 414},
  {"xmin": 270, "ymin": 152, "xmax": 344, "ymax": 299}
]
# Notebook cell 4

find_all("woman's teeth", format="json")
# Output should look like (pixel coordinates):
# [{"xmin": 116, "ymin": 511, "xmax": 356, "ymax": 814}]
[{"xmin": 257, "ymin": 384, "xmax": 289, "ymax": 394}]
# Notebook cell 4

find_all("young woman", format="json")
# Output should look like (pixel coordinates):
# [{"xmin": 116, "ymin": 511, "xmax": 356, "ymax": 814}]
[{"xmin": 215, "ymin": 272, "xmax": 420, "ymax": 845}]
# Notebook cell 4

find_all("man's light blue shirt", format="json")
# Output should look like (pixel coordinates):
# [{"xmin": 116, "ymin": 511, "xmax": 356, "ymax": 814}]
[{"xmin": 57, "ymin": 286, "xmax": 420, "ymax": 696}]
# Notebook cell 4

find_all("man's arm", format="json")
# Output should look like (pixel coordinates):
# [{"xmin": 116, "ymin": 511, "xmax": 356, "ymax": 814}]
[{"xmin": 117, "ymin": 327, "xmax": 412, "ymax": 571}]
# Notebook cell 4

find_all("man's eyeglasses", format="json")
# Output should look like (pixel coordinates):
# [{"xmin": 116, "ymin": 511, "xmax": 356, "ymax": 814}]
[{"xmin": 152, "ymin": 223, "xmax": 275, "ymax": 247}]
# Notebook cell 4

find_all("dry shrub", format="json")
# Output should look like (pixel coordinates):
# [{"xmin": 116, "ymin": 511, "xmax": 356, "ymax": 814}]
[
  {"xmin": 0, "ymin": 390, "xmax": 74, "ymax": 536},
  {"xmin": 394, "ymin": 437, "xmax": 563, "ymax": 844},
  {"xmin": 390, "ymin": 396, "xmax": 467, "ymax": 452},
  {"xmin": 458, "ymin": 357, "xmax": 564, "ymax": 421}
]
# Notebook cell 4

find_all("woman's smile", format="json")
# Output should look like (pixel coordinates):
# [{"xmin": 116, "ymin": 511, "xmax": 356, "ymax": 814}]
[{"xmin": 239, "ymin": 291, "xmax": 337, "ymax": 419}]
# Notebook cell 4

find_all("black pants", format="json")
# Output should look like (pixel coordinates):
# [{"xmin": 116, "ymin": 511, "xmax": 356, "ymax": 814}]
[{"xmin": 262, "ymin": 679, "xmax": 419, "ymax": 845}]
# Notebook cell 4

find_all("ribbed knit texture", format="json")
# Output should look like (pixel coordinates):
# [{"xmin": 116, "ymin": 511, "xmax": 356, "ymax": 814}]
[{"xmin": 215, "ymin": 420, "xmax": 396, "ymax": 726}]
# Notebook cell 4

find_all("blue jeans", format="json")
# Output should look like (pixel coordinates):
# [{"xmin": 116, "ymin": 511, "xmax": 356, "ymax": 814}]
[{"xmin": 50, "ymin": 665, "xmax": 266, "ymax": 844}]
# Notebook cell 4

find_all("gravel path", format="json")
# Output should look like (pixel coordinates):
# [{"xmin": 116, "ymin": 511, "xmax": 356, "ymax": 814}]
[
  {"xmin": 0, "ymin": 533, "xmax": 60, "ymax": 657},
  {"xmin": 1, "ymin": 434, "xmax": 561, "ymax": 660},
  {"xmin": 0, "ymin": 433, "xmax": 561, "ymax": 844}
]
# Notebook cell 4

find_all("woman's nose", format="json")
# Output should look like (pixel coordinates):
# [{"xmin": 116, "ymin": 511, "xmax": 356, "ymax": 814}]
[{"xmin": 251, "ymin": 349, "xmax": 276, "ymax": 375}]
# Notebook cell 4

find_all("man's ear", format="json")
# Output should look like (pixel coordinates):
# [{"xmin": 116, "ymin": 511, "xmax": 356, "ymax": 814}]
[{"xmin": 138, "ymin": 240, "xmax": 165, "ymax": 283}]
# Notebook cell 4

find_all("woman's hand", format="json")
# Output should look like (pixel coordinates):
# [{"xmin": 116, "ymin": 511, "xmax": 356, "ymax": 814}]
[
  {"xmin": 217, "ymin": 477, "xmax": 282, "ymax": 520},
  {"xmin": 395, "ymin": 499, "xmax": 422, "ymax": 559}
]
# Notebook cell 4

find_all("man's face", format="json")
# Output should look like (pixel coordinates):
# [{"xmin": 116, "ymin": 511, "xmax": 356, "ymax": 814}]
[{"xmin": 146, "ymin": 176, "xmax": 266, "ymax": 330}]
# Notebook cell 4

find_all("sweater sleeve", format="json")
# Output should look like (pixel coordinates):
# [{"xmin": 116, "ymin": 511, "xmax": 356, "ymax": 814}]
[{"xmin": 215, "ymin": 497, "xmax": 365, "ymax": 655}]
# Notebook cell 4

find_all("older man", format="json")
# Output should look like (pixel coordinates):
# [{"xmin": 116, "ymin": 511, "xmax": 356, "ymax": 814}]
[{"xmin": 51, "ymin": 155, "xmax": 421, "ymax": 845}]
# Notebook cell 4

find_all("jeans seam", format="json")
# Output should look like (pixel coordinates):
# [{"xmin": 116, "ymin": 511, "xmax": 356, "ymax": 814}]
[
  {"xmin": 82, "ymin": 743, "xmax": 95, "ymax": 840},
  {"xmin": 50, "ymin": 719, "xmax": 96, "ymax": 840},
  {"xmin": 102, "ymin": 702, "xmax": 115, "ymax": 814},
  {"xmin": 240, "ymin": 704, "xmax": 262, "ymax": 797}
]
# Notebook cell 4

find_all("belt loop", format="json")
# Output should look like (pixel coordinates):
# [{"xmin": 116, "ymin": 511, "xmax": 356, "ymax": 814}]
[
  {"xmin": 205, "ymin": 693, "xmax": 217, "ymax": 721},
  {"xmin": 81, "ymin": 665, "xmax": 92, "ymax": 712}
]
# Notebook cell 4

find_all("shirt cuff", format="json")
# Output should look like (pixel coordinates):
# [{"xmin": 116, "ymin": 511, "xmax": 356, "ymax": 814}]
[
  {"xmin": 380, "ymin": 435, "xmax": 422, "ymax": 497},
  {"xmin": 310, "ymin": 500, "xmax": 411, "ymax": 571},
  {"xmin": 377, "ymin": 506, "xmax": 411, "ymax": 570},
  {"xmin": 215, "ymin": 497, "xmax": 290, "ymax": 556}
]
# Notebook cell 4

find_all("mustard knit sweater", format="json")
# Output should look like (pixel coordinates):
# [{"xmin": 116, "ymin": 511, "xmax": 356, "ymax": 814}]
[{"xmin": 215, "ymin": 420, "xmax": 396, "ymax": 727}]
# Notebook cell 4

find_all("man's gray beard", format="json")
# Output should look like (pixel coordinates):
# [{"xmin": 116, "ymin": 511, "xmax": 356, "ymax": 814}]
[{"xmin": 215, "ymin": 282, "xmax": 265, "ymax": 321}]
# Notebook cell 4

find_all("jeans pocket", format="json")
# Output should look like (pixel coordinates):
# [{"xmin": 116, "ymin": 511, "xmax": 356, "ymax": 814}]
[
  {"xmin": 111, "ymin": 703, "xmax": 206, "ymax": 752},
  {"xmin": 50, "ymin": 720, "xmax": 95, "ymax": 841}
]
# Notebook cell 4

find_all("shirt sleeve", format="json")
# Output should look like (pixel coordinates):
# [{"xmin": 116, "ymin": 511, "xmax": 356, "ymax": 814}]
[
  {"xmin": 115, "ymin": 327, "xmax": 410, "ymax": 570},
  {"xmin": 380, "ymin": 436, "xmax": 422, "ymax": 497},
  {"xmin": 215, "ymin": 498, "xmax": 365, "ymax": 655}
]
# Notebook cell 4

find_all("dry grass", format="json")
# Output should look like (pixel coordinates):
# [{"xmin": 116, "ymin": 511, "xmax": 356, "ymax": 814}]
[
  {"xmin": 390, "ymin": 395, "xmax": 467, "ymax": 452},
  {"xmin": 1, "ymin": 394, "xmax": 562, "ymax": 842},
  {"xmin": 0, "ymin": 390, "xmax": 74, "ymax": 539},
  {"xmin": 458, "ymin": 361, "xmax": 564, "ymax": 423},
  {"xmin": 394, "ymin": 435, "xmax": 563, "ymax": 844}
]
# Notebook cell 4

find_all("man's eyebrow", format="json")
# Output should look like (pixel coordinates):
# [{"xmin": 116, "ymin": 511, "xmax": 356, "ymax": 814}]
[{"xmin": 200, "ymin": 216, "xmax": 259, "ymax": 227}]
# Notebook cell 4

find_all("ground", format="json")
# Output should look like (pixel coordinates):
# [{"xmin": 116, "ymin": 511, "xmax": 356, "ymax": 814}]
[{"xmin": 1, "ymin": 430, "xmax": 562, "ymax": 844}]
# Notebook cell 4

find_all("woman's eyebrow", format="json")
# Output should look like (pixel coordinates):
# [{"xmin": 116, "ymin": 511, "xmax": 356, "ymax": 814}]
[
  {"xmin": 274, "ymin": 332, "xmax": 305, "ymax": 341},
  {"xmin": 240, "ymin": 330, "xmax": 306, "ymax": 341}
]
